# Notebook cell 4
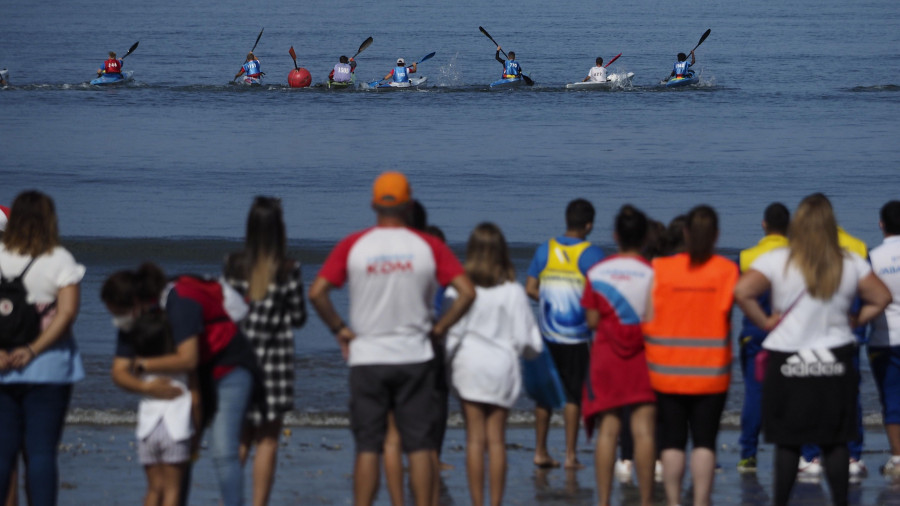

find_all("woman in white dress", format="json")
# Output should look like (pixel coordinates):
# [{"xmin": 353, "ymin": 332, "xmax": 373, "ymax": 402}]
[{"xmin": 445, "ymin": 222, "xmax": 542, "ymax": 506}]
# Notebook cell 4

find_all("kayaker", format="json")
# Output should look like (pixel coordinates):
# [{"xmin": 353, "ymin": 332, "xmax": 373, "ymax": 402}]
[
  {"xmin": 97, "ymin": 51, "xmax": 123, "ymax": 77},
  {"xmin": 670, "ymin": 51, "xmax": 695, "ymax": 79},
  {"xmin": 382, "ymin": 58, "xmax": 417, "ymax": 85},
  {"xmin": 581, "ymin": 57, "xmax": 607, "ymax": 82},
  {"xmin": 495, "ymin": 46, "xmax": 521, "ymax": 79},
  {"xmin": 329, "ymin": 55, "xmax": 357, "ymax": 83},
  {"xmin": 235, "ymin": 52, "xmax": 263, "ymax": 82}
]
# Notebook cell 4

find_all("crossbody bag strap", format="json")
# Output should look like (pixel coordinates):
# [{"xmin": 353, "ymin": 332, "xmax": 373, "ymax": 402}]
[{"xmin": 0, "ymin": 256, "xmax": 36, "ymax": 281}]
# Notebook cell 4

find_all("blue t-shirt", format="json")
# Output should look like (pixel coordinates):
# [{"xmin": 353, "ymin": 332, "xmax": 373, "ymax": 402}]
[{"xmin": 115, "ymin": 290, "xmax": 204, "ymax": 358}]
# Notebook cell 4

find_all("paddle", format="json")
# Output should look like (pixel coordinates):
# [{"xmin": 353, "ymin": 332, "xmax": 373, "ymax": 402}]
[
  {"xmin": 367, "ymin": 52, "xmax": 435, "ymax": 87},
  {"xmin": 479, "ymin": 26, "xmax": 534, "ymax": 85},
  {"xmin": 351, "ymin": 37, "xmax": 374, "ymax": 60},
  {"xmin": 234, "ymin": 28, "xmax": 264, "ymax": 82},
  {"xmin": 121, "ymin": 41, "xmax": 140, "ymax": 60},
  {"xmin": 289, "ymin": 46, "xmax": 299, "ymax": 71},
  {"xmin": 604, "ymin": 53, "xmax": 621, "ymax": 68},
  {"xmin": 662, "ymin": 29, "xmax": 710, "ymax": 84}
]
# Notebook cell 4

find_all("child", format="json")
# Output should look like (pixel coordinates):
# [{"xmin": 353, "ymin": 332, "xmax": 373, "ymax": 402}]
[
  {"xmin": 445, "ymin": 223, "xmax": 543, "ymax": 506},
  {"xmin": 113, "ymin": 307, "xmax": 198, "ymax": 506}
]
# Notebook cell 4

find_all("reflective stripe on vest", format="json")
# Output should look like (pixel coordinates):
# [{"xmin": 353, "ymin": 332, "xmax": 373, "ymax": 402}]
[{"xmin": 642, "ymin": 253, "xmax": 738, "ymax": 394}]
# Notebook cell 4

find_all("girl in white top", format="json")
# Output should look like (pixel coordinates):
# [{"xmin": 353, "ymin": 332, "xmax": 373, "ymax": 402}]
[
  {"xmin": 582, "ymin": 56, "xmax": 608, "ymax": 82},
  {"xmin": 734, "ymin": 193, "xmax": 891, "ymax": 506},
  {"xmin": 445, "ymin": 223, "xmax": 542, "ymax": 506}
]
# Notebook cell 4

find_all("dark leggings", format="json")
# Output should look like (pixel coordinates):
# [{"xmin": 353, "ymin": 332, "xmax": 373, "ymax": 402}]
[{"xmin": 774, "ymin": 444, "xmax": 848, "ymax": 506}]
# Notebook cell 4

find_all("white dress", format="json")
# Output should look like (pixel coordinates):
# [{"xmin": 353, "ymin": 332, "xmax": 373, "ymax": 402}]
[{"xmin": 445, "ymin": 281, "xmax": 542, "ymax": 408}]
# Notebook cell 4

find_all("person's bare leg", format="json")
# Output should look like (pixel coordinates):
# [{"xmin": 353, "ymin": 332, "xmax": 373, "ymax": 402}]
[
  {"xmin": 534, "ymin": 405, "xmax": 559, "ymax": 467},
  {"xmin": 430, "ymin": 450, "xmax": 440, "ymax": 506},
  {"xmin": 888, "ymin": 424, "xmax": 900, "ymax": 456},
  {"xmin": 160, "ymin": 463, "xmax": 187, "ymax": 506},
  {"xmin": 5, "ymin": 467, "xmax": 17, "ymax": 506},
  {"xmin": 250, "ymin": 419, "xmax": 283, "ymax": 506},
  {"xmin": 630, "ymin": 404, "xmax": 657, "ymax": 506},
  {"xmin": 661, "ymin": 448, "xmax": 686, "ymax": 506},
  {"xmin": 485, "ymin": 405, "xmax": 509, "ymax": 506},
  {"xmin": 594, "ymin": 411, "xmax": 621, "ymax": 506},
  {"xmin": 383, "ymin": 413, "xmax": 404, "ymax": 506},
  {"xmin": 563, "ymin": 402, "xmax": 583, "ymax": 469},
  {"xmin": 406, "ymin": 450, "xmax": 434, "ymax": 506},
  {"xmin": 463, "ymin": 401, "xmax": 486, "ymax": 506},
  {"xmin": 689, "ymin": 447, "xmax": 716, "ymax": 506},
  {"xmin": 144, "ymin": 464, "xmax": 163, "ymax": 506},
  {"xmin": 354, "ymin": 452, "xmax": 381, "ymax": 506}
]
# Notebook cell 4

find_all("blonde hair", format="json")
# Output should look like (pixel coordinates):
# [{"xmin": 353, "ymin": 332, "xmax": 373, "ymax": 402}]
[
  {"xmin": 464, "ymin": 222, "xmax": 516, "ymax": 288},
  {"xmin": 788, "ymin": 193, "xmax": 843, "ymax": 299},
  {"xmin": 2, "ymin": 190, "xmax": 60, "ymax": 257}
]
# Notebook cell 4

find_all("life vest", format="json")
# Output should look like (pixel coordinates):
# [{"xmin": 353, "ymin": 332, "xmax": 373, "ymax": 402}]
[
  {"xmin": 673, "ymin": 60, "xmax": 690, "ymax": 78},
  {"xmin": 171, "ymin": 276, "xmax": 247, "ymax": 365},
  {"xmin": 392, "ymin": 65, "xmax": 409, "ymax": 83},
  {"xmin": 332, "ymin": 63, "xmax": 352, "ymax": 82},
  {"xmin": 642, "ymin": 253, "xmax": 738, "ymax": 394},
  {"xmin": 537, "ymin": 238, "xmax": 592, "ymax": 344},
  {"xmin": 503, "ymin": 60, "xmax": 520, "ymax": 79},
  {"xmin": 104, "ymin": 59, "xmax": 122, "ymax": 74},
  {"xmin": 243, "ymin": 60, "xmax": 261, "ymax": 77}
]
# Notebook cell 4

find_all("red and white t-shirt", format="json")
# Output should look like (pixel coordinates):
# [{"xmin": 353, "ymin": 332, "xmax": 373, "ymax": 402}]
[{"xmin": 319, "ymin": 226, "xmax": 465, "ymax": 366}]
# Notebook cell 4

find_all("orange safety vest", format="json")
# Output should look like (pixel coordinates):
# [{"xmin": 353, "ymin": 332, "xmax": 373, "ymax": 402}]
[{"xmin": 642, "ymin": 253, "xmax": 738, "ymax": 395}]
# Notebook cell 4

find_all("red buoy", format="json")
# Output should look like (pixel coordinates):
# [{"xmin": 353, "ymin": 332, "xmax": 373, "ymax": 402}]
[{"xmin": 288, "ymin": 68, "xmax": 311, "ymax": 88}]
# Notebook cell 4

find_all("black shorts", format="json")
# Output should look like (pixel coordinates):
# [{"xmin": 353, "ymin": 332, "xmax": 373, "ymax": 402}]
[
  {"xmin": 762, "ymin": 343, "xmax": 858, "ymax": 446},
  {"xmin": 349, "ymin": 360, "xmax": 437, "ymax": 454},
  {"xmin": 546, "ymin": 341, "xmax": 591, "ymax": 406},
  {"xmin": 656, "ymin": 392, "xmax": 727, "ymax": 451}
]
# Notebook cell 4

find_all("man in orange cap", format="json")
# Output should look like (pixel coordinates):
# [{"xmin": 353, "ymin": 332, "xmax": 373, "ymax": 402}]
[{"xmin": 309, "ymin": 171, "xmax": 476, "ymax": 506}]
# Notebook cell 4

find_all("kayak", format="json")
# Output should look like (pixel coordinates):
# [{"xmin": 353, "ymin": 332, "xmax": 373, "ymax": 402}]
[
  {"xmin": 236, "ymin": 75, "xmax": 262, "ymax": 86},
  {"xmin": 0, "ymin": 68, "xmax": 8, "ymax": 85},
  {"xmin": 489, "ymin": 76, "xmax": 532, "ymax": 89},
  {"xmin": 565, "ymin": 72, "xmax": 635, "ymax": 90},
  {"xmin": 664, "ymin": 72, "xmax": 699, "ymax": 88},
  {"xmin": 326, "ymin": 75, "xmax": 357, "ymax": 89},
  {"xmin": 90, "ymin": 71, "xmax": 134, "ymax": 86},
  {"xmin": 366, "ymin": 76, "xmax": 427, "ymax": 90}
]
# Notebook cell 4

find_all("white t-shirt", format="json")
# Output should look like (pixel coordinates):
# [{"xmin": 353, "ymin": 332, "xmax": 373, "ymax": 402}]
[
  {"xmin": 445, "ymin": 281, "xmax": 542, "ymax": 408},
  {"xmin": 752, "ymin": 248, "xmax": 871, "ymax": 352},
  {"xmin": 870, "ymin": 236, "xmax": 900, "ymax": 347},
  {"xmin": 318, "ymin": 226, "xmax": 465, "ymax": 366},
  {"xmin": 588, "ymin": 66, "xmax": 608, "ymax": 82},
  {"xmin": 137, "ymin": 373, "xmax": 193, "ymax": 441},
  {"xmin": 0, "ymin": 246, "xmax": 85, "ymax": 304}
]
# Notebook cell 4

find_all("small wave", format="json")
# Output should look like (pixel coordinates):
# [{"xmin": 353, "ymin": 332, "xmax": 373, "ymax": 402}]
[{"xmin": 849, "ymin": 84, "xmax": 900, "ymax": 92}]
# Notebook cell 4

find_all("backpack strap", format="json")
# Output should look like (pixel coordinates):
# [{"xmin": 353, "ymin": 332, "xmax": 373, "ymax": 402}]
[{"xmin": 0, "ymin": 257, "xmax": 36, "ymax": 281}]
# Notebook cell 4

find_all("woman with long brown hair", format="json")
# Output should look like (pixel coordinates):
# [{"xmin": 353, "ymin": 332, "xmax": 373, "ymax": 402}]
[
  {"xmin": 0, "ymin": 190, "xmax": 85, "ymax": 505},
  {"xmin": 445, "ymin": 223, "xmax": 542, "ymax": 506},
  {"xmin": 735, "ymin": 193, "xmax": 891, "ymax": 506},
  {"xmin": 224, "ymin": 196, "xmax": 306, "ymax": 506}
]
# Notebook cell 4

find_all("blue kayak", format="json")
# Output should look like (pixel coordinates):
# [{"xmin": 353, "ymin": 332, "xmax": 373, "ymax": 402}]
[
  {"xmin": 90, "ymin": 71, "xmax": 134, "ymax": 86},
  {"xmin": 664, "ymin": 72, "xmax": 699, "ymax": 88},
  {"xmin": 489, "ymin": 76, "xmax": 532, "ymax": 89}
]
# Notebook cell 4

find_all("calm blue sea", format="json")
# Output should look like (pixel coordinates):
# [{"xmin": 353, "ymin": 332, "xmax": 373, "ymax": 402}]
[{"xmin": 1, "ymin": 0, "xmax": 898, "ymax": 428}]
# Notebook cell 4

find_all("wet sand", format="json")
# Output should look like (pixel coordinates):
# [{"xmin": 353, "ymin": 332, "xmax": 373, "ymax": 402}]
[{"xmin": 25, "ymin": 424, "xmax": 900, "ymax": 505}]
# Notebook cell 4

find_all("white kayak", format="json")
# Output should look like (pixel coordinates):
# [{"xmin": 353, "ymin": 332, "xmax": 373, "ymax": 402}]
[{"xmin": 565, "ymin": 72, "xmax": 635, "ymax": 90}]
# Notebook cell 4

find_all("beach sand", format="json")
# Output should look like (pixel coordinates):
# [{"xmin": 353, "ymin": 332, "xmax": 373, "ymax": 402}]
[{"xmin": 10, "ymin": 423, "xmax": 897, "ymax": 505}]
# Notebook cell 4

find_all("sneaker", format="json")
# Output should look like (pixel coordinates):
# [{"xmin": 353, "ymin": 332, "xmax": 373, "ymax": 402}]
[
  {"xmin": 882, "ymin": 457, "xmax": 900, "ymax": 478},
  {"xmin": 614, "ymin": 459, "xmax": 633, "ymax": 483},
  {"xmin": 798, "ymin": 457, "xmax": 823, "ymax": 479},
  {"xmin": 654, "ymin": 460, "xmax": 663, "ymax": 483},
  {"xmin": 737, "ymin": 456, "xmax": 757, "ymax": 473},
  {"xmin": 849, "ymin": 458, "xmax": 867, "ymax": 478}
]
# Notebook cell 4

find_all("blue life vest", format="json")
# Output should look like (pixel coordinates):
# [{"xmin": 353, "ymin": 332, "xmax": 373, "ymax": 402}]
[
  {"xmin": 333, "ymin": 63, "xmax": 352, "ymax": 82},
  {"xmin": 392, "ymin": 65, "xmax": 409, "ymax": 83},
  {"xmin": 504, "ymin": 60, "xmax": 520, "ymax": 78},
  {"xmin": 243, "ymin": 60, "xmax": 261, "ymax": 77},
  {"xmin": 673, "ymin": 60, "xmax": 691, "ymax": 77}
]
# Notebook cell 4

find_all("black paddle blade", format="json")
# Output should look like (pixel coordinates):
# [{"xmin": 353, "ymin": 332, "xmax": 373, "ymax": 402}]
[
  {"xmin": 251, "ymin": 28, "xmax": 264, "ymax": 53},
  {"xmin": 522, "ymin": 74, "xmax": 534, "ymax": 86},
  {"xmin": 356, "ymin": 37, "xmax": 373, "ymax": 56},
  {"xmin": 692, "ymin": 29, "xmax": 711, "ymax": 52},
  {"xmin": 479, "ymin": 26, "xmax": 498, "ymax": 46},
  {"xmin": 122, "ymin": 41, "xmax": 139, "ymax": 59}
]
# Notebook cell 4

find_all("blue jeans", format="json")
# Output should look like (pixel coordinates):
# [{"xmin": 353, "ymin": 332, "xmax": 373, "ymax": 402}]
[
  {"xmin": 0, "ymin": 383, "xmax": 72, "ymax": 506},
  {"xmin": 739, "ymin": 338, "xmax": 763, "ymax": 459},
  {"xmin": 209, "ymin": 367, "xmax": 253, "ymax": 506}
]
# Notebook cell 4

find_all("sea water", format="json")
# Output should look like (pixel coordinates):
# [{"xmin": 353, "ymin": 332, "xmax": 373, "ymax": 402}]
[{"xmin": 1, "ymin": 0, "xmax": 898, "ymax": 427}]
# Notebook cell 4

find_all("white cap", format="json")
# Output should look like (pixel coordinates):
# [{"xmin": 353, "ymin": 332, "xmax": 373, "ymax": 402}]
[
  {"xmin": 0, "ymin": 205, "xmax": 9, "ymax": 232},
  {"xmin": 397, "ymin": 58, "xmax": 405, "ymax": 65}
]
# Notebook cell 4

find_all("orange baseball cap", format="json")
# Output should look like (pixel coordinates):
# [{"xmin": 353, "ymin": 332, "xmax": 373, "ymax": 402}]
[{"xmin": 372, "ymin": 171, "xmax": 411, "ymax": 207}]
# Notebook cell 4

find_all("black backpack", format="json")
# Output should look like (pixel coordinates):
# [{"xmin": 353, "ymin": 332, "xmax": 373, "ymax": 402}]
[{"xmin": 0, "ymin": 258, "xmax": 45, "ymax": 350}]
